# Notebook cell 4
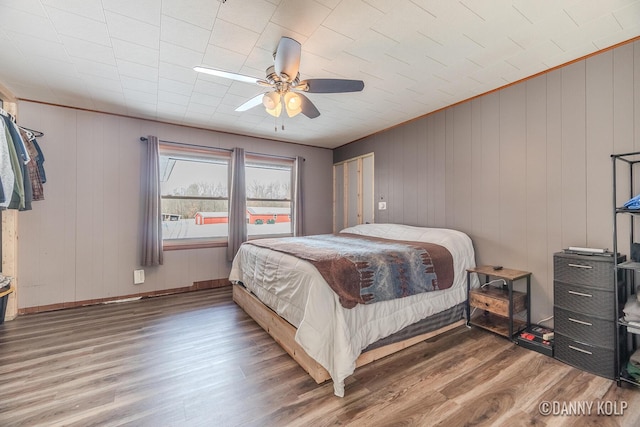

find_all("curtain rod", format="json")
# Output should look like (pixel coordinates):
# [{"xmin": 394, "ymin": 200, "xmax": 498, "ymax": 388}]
[{"xmin": 139, "ymin": 136, "xmax": 303, "ymax": 161}]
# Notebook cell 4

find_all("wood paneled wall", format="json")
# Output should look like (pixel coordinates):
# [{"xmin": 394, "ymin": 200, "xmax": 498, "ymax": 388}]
[
  {"xmin": 15, "ymin": 101, "xmax": 333, "ymax": 311},
  {"xmin": 334, "ymin": 40, "xmax": 640, "ymax": 325}
]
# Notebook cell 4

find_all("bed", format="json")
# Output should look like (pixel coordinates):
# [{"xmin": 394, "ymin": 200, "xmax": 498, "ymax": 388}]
[{"xmin": 229, "ymin": 223, "xmax": 478, "ymax": 397}]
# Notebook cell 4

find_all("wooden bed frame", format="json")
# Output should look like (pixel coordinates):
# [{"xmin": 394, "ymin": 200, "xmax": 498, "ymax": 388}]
[{"xmin": 232, "ymin": 283, "xmax": 466, "ymax": 384}]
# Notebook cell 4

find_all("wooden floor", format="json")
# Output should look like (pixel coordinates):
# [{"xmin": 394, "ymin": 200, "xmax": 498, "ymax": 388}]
[{"xmin": 1, "ymin": 287, "xmax": 639, "ymax": 427}]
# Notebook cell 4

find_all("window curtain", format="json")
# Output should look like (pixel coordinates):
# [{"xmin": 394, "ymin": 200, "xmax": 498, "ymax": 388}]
[
  {"xmin": 292, "ymin": 156, "xmax": 304, "ymax": 236},
  {"xmin": 227, "ymin": 147, "xmax": 247, "ymax": 261},
  {"xmin": 141, "ymin": 135, "xmax": 163, "ymax": 266}
]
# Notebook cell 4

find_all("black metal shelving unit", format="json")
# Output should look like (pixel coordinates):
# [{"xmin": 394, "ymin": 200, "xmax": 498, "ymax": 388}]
[{"xmin": 612, "ymin": 151, "xmax": 640, "ymax": 387}]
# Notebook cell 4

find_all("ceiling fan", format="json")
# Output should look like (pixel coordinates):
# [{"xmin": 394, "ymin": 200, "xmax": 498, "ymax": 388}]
[{"xmin": 193, "ymin": 37, "xmax": 364, "ymax": 120}]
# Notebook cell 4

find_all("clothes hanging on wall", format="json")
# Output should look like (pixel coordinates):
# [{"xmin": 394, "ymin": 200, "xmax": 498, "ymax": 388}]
[
  {"xmin": 0, "ymin": 108, "xmax": 45, "ymax": 210},
  {"xmin": 19, "ymin": 128, "xmax": 44, "ymax": 201}
]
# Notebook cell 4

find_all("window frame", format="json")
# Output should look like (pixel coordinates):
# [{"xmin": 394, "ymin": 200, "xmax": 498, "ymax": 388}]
[
  {"xmin": 245, "ymin": 153, "xmax": 295, "ymax": 240},
  {"xmin": 158, "ymin": 145, "xmax": 298, "ymax": 250},
  {"xmin": 159, "ymin": 142, "xmax": 231, "ymax": 250}
]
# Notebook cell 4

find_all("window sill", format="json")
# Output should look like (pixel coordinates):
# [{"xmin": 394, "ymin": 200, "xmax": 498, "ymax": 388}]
[
  {"xmin": 247, "ymin": 233, "xmax": 293, "ymax": 240},
  {"xmin": 162, "ymin": 234, "xmax": 293, "ymax": 250},
  {"xmin": 163, "ymin": 240, "xmax": 227, "ymax": 251}
]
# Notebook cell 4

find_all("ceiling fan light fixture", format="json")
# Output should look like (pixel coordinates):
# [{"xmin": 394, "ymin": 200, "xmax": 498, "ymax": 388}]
[
  {"xmin": 265, "ymin": 102, "xmax": 282, "ymax": 117},
  {"xmin": 262, "ymin": 92, "xmax": 280, "ymax": 110},
  {"xmin": 284, "ymin": 92, "xmax": 302, "ymax": 117}
]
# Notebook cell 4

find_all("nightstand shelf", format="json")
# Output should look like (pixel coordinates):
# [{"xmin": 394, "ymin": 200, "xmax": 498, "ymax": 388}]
[
  {"xmin": 466, "ymin": 266, "xmax": 531, "ymax": 340},
  {"xmin": 469, "ymin": 311, "xmax": 528, "ymax": 337}
]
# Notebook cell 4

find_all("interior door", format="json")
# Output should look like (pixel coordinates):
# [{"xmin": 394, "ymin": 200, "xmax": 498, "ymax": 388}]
[{"xmin": 333, "ymin": 153, "xmax": 374, "ymax": 232}]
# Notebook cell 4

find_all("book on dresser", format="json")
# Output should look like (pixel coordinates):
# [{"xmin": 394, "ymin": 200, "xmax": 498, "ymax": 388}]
[{"xmin": 553, "ymin": 251, "xmax": 625, "ymax": 379}]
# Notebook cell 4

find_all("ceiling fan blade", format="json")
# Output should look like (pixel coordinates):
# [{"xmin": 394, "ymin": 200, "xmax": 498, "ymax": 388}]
[
  {"xmin": 297, "ymin": 93, "xmax": 320, "ymax": 119},
  {"xmin": 235, "ymin": 93, "xmax": 265, "ymax": 112},
  {"xmin": 297, "ymin": 79, "xmax": 364, "ymax": 93},
  {"xmin": 274, "ymin": 37, "xmax": 301, "ymax": 82},
  {"xmin": 193, "ymin": 66, "xmax": 263, "ymax": 85}
]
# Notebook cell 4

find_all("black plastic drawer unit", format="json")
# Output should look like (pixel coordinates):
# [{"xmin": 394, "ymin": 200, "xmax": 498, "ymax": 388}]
[{"xmin": 553, "ymin": 252, "xmax": 621, "ymax": 379}]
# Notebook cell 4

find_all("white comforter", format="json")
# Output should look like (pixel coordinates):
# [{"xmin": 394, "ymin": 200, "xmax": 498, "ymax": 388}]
[{"xmin": 229, "ymin": 223, "xmax": 477, "ymax": 397}]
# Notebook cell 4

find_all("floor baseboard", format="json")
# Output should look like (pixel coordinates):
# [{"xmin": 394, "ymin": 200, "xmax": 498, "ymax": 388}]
[{"xmin": 17, "ymin": 278, "xmax": 231, "ymax": 315}]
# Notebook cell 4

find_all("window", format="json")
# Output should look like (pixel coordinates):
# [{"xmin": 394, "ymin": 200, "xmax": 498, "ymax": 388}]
[
  {"xmin": 246, "ymin": 154, "xmax": 293, "ymax": 238},
  {"xmin": 159, "ymin": 143, "xmax": 230, "ymax": 248},
  {"xmin": 158, "ymin": 144, "xmax": 295, "ymax": 249}
]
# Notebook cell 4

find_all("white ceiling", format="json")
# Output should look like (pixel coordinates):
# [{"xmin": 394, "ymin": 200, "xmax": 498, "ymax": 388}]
[{"xmin": 1, "ymin": 0, "xmax": 639, "ymax": 149}]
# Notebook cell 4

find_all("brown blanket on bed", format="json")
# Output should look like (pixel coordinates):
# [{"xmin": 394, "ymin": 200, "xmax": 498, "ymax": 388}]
[{"xmin": 244, "ymin": 233, "xmax": 454, "ymax": 308}]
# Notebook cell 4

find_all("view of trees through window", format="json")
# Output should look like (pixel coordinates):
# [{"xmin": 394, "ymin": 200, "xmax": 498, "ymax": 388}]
[
  {"xmin": 162, "ymin": 178, "xmax": 228, "ymax": 222},
  {"xmin": 159, "ymin": 147, "xmax": 294, "ymax": 245}
]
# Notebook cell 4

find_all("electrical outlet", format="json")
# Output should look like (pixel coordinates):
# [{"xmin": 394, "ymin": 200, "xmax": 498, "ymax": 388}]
[
  {"xmin": 378, "ymin": 201, "xmax": 387, "ymax": 210},
  {"xmin": 134, "ymin": 269, "xmax": 145, "ymax": 284}
]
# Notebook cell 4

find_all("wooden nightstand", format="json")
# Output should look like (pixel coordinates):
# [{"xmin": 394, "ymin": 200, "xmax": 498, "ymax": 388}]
[{"xmin": 466, "ymin": 266, "xmax": 531, "ymax": 340}]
